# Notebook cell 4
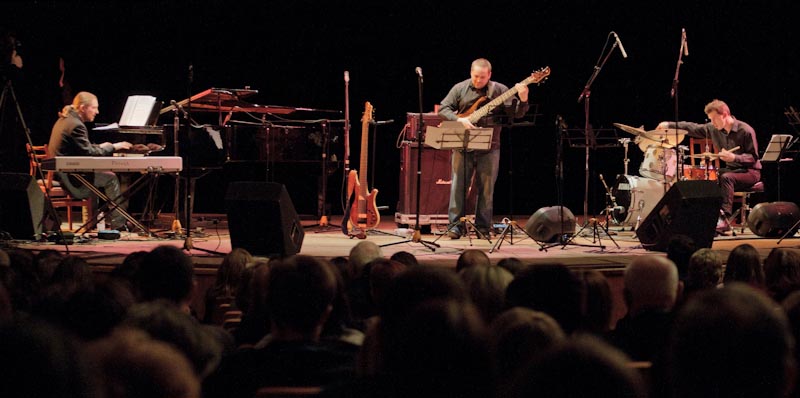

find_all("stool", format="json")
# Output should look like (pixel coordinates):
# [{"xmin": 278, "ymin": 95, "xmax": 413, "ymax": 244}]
[{"xmin": 733, "ymin": 181, "xmax": 765, "ymax": 233}]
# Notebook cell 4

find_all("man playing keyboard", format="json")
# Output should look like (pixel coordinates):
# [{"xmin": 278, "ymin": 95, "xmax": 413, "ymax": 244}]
[{"xmin": 48, "ymin": 91, "xmax": 132, "ymax": 230}]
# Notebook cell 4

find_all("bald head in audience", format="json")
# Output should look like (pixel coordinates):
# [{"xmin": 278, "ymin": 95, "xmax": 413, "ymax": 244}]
[{"xmin": 624, "ymin": 255, "xmax": 681, "ymax": 316}]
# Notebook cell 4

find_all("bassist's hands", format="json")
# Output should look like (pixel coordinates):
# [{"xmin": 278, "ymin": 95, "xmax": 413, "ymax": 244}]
[
  {"xmin": 516, "ymin": 82, "xmax": 529, "ymax": 102},
  {"xmin": 457, "ymin": 117, "xmax": 476, "ymax": 129}
]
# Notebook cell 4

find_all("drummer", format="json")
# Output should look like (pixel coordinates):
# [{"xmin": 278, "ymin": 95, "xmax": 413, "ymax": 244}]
[{"xmin": 657, "ymin": 99, "xmax": 761, "ymax": 232}]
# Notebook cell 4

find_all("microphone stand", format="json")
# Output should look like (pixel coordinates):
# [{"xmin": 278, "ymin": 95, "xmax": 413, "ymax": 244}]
[
  {"xmin": 671, "ymin": 28, "xmax": 688, "ymax": 186},
  {"xmin": 0, "ymin": 78, "xmax": 69, "ymax": 250},
  {"xmin": 381, "ymin": 69, "xmax": 439, "ymax": 251},
  {"xmin": 561, "ymin": 32, "xmax": 622, "ymax": 250},
  {"xmin": 180, "ymin": 65, "xmax": 223, "ymax": 256}
]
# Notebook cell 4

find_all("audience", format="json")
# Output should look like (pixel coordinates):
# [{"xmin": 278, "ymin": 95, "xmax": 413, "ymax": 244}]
[
  {"xmin": 608, "ymin": 255, "xmax": 681, "ymax": 362},
  {"xmin": 203, "ymin": 248, "xmax": 252, "ymax": 325},
  {"xmin": 507, "ymin": 334, "xmax": 646, "ymax": 398},
  {"xmin": 455, "ymin": 249, "xmax": 491, "ymax": 272},
  {"xmin": 505, "ymin": 263, "xmax": 584, "ymax": 334},
  {"xmin": 764, "ymin": 247, "xmax": 800, "ymax": 302},
  {"xmin": 666, "ymin": 283, "xmax": 796, "ymax": 398},
  {"xmin": 683, "ymin": 248, "xmax": 723, "ymax": 297},
  {"xmin": 666, "ymin": 234, "xmax": 696, "ymax": 281},
  {"xmin": 489, "ymin": 307, "xmax": 565, "ymax": 387},
  {"xmin": 203, "ymin": 255, "xmax": 357, "ymax": 398},
  {"xmin": 87, "ymin": 327, "xmax": 201, "ymax": 398},
  {"xmin": 458, "ymin": 264, "xmax": 513, "ymax": 323},
  {"xmin": 723, "ymin": 243, "xmax": 765, "ymax": 289},
  {"xmin": 3, "ymin": 241, "xmax": 800, "ymax": 398}
]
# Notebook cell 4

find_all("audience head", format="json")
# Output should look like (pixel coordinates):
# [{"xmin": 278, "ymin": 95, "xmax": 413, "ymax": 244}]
[
  {"xmin": 265, "ymin": 255, "xmax": 337, "ymax": 339},
  {"xmin": 348, "ymin": 241, "xmax": 383, "ymax": 279},
  {"xmin": 723, "ymin": 243, "xmax": 764, "ymax": 288},
  {"xmin": 497, "ymin": 256, "xmax": 527, "ymax": 276},
  {"xmin": 666, "ymin": 234, "xmax": 696, "ymax": 280},
  {"xmin": 684, "ymin": 248, "xmax": 723, "ymax": 295},
  {"xmin": 507, "ymin": 334, "xmax": 646, "ymax": 398},
  {"xmin": 764, "ymin": 247, "xmax": 800, "ymax": 302},
  {"xmin": 578, "ymin": 269, "xmax": 613, "ymax": 334},
  {"xmin": 458, "ymin": 264, "xmax": 513, "ymax": 323},
  {"xmin": 50, "ymin": 255, "xmax": 94, "ymax": 292},
  {"xmin": 59, "ymin": 278, "xmax": 135, "ymax": 341},
  {"xmin": 624, "ymin": 255, "xmax": 680, "ymax": 315},
  {"xmin": 33, "ymin": 249, "xmax": 64, "ymax": 286},
  {"xmin": 384, "ymin": 298, "xmax": 492, "ymax": 398},
  {"xmin": 368, "ymin": 258, "xmax": 407, "ymax": 310},
  {"xmin": 389, "ymin": 251, "xmax": 418, "ymax": 267},
  {"xmin": 213, "ymin": 248, "xmax": 252, "ymax": 296},
  {"xmin": 489, "ymin": 307, "xmax": 565, "ymax": 382},
  {"xmin": 87, "ymin": 327, "xmax": 200, "ymax": 398},
  {"xmin": 137, "ymin": 246, "xmax": 195, "ymax": 308},
  {"xmin": 122, "ymin": 300, "xmax": 222, "ymax": 378},
  {"xmin": 0, "ymin": 319, "xmax": 98, "ymax": 398},
  {"xmin": 668, "ymin": 283, "xmax": 795, "ymax": 398},
  {"xmin": 505, "ymin": 263, "xmax": 584, "ymax": 334},
  {"xmin": 456, "ymin": 249, "xmax": 491, "ymax": 272}
]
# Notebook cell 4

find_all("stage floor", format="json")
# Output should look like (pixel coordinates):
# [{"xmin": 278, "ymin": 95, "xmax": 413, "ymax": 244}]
[{"xmin": 8, "ymin": 214, "xmax": 800, "ymax": 270}]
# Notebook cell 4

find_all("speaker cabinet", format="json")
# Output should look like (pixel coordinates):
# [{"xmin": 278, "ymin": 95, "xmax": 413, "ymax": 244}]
[
  {"xmin": 225, "ymin": 182, "xmax": 304, "ymax": 257},
  {"xmin": 524, "ymin": 206, "xmax": 576, "ymax": 243},
  {"xmin": 637, "ymin": 180, "xmax": 722, "ymax": 252},
  {"xmin": 0, "ymin": 173, "xmax": 45, "ymax": 239},
  {"xmin": 747, "ymin": 201, "xmax": 800, "ymax": 237},
  {"xmin": 397, "ymin": 143, "xmax": 452, "ymax": 217}
]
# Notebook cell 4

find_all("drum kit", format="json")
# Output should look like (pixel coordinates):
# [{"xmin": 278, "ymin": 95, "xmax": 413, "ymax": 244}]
[{"xmin": 607, "ymin": 123, "xmax": 722, "ymax": 227}]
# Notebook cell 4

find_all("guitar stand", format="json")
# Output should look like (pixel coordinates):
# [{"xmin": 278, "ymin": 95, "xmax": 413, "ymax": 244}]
[
  {"xmin": 559, "ymin": 216, "xmax": 620, "ymax": 251},
  {"xmin": 490, "ymin": 218, "xmax": 545, "ymax": 253}
]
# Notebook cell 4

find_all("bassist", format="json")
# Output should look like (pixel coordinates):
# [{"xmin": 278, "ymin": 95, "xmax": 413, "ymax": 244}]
[{"xmin": 438, "ymin": 58, "xmax": 533, "ymax": 239}]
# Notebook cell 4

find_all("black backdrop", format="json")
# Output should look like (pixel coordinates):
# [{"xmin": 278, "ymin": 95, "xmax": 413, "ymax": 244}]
[{"xmin": 3, "ymin": 0, "xmax": 799, "ymax": 218}]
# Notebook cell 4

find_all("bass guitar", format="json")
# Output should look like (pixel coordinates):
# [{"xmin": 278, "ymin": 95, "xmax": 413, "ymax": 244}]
[
  {"xmin": 457, "ymin": 66, "xmax": 551, "ymax": 122},
  {"xmin": 342, "ymin": 102, "xmax": 379, "ymax": 237}
]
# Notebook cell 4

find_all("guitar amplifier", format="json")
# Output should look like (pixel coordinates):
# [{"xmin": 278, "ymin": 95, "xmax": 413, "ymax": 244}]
[
  {"xmin": 405, "ymin": 112, "xmax": 444, "ymax": 141},
  {"xmin": 395, "ymin": 143, "xmax": 477, "ymax": 227}
]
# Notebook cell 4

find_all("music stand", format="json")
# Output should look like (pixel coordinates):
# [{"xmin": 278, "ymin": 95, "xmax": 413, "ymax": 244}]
[
  {"xmin": 555, "ymin": 127, "xmax": 620, "ymax": 250},
  {"xmin": 428, "ymin": 121, "xmax": 494, "ymax": 245}
]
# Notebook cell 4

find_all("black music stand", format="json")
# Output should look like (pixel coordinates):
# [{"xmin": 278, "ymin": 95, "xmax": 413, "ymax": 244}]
[{"xmin": 428, "ymin": 121, "xmax": 494, "ymax": 245}]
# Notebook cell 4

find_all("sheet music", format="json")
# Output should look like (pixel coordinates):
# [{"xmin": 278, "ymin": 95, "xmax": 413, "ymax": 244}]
[
  {"xmin": 762, "ymin": 134, "xmax": 793, "ymax": 162},
  {"xmin": 119, "ymin": 95, "xmax": 157, "ymax": 127}
]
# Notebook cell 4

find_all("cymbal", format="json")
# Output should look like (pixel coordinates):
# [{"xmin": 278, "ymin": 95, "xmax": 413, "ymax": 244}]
[{"xmin": 613, "ymin": 123, "xmax": 665, "ymax": 144}]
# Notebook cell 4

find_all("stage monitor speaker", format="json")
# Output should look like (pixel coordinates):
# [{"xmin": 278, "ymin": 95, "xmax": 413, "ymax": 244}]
[
  {"xmin": 636, "ymin": 180, "xmax": 721, "ymax": 252},
  {"xmin": 524, "ymin": 206, "xmax": 576, "ymax": 243},
  {"xmin": 0, "ymin": 173, "xmax": 45, "ymax": 240},
  {"xmin": 747, "ymin": 201, "xmax": 800, "ymax": 237},
  {"xmin": 225, "ymin": 182, "xmax": 304, "ymax": 257}
]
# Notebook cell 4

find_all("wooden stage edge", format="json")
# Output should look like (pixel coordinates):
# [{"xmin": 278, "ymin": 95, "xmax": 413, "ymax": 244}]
[{"xmin": 7, "ymin": 214, "xmax": 800, "ymax": 270}]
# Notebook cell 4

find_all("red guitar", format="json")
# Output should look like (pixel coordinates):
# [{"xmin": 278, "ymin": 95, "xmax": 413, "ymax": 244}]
[{"xmin": 342, "ymin": 102, "xmax": 379, "ymax": 237}]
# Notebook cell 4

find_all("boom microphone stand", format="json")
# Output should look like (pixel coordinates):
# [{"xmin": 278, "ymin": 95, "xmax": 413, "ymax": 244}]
[
  {"xmin": 671, "ymin": 28, "xmax": 689, "ymax": 184},
  {"xmin": 561, "ymin": 31, "xmax": 625, "ymax": 250},
  {"xmin": 381, "ymin": 67, "xmax": 439, "ymax": 251}
]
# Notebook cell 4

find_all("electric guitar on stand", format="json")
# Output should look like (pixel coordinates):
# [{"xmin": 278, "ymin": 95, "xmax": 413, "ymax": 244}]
[{"xmin": 342, "ymin": 102, "xmax": 379, "ymax": 238}]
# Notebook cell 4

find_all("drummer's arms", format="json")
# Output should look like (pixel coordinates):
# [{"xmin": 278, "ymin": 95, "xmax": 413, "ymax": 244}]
[{"xmin": 656, "ymin": 121, "xmax": 710, "ymax": 139}]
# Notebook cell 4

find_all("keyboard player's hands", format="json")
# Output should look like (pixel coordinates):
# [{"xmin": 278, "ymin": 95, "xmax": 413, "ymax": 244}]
[{"xmin": 112, "ymin": 141, "xmax": 133, "ymax": 151}]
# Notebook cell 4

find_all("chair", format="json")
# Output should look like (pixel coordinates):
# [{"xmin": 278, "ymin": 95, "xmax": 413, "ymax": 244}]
[
  {"xmin": 26, "ymin": 143, "xmax": 92, "ymax": 230},
  {"xmin": 733, "ymin": 181, "xmax": 765, "ymax": 232}
]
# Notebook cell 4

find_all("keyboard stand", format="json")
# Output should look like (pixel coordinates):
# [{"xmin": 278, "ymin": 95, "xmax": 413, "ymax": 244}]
[{"xmin": 72, "ymin": 173, "xmax": 161, "ymax": 236}]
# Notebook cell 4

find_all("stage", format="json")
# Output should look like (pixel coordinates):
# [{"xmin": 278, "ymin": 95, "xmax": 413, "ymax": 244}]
[{"xmin": 7, "ymin": 214, "xmax": 799, "ymax": 269}]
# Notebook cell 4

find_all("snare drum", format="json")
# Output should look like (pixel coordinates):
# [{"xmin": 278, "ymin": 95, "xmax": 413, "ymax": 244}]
[
  {"xmin": 611, "ymin": 175, "xmax": 667, "ymax": 226},
  {"xmin": 682, "ymin": 165, "xmax": 718, "ymax": 180},
  {"xmin": 639, "ymin": 145, "xmax": 677, "ymax": 182}
]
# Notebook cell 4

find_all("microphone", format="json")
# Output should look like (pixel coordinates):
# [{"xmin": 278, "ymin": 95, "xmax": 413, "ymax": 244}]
[
  {"xmin": 344, "ymin": 70, "xmax": 350, "ymax": 83},
  {"xmin": 682, "ymin": 28, "xmax": 689, "ymax": 56},
  {"xmin": 370, "ymin": 119, "xmax": 395, "ymax": 126},
  {"xmin": 415, "ymin": 66, "xmax": 423, "ymax": 81},
  {"xmin": 612, "ymin": 31, "xmax": 628, "ymax": 59},
  {"xmin": 170, "ymin": 100, "xmax": 188, "ymax": 118}
]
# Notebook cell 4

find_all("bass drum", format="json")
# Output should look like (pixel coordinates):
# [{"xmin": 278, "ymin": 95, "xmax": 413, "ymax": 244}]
[{"xmin": 611, "ymin": 175, "xmax": 667, "ymax": 226}]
